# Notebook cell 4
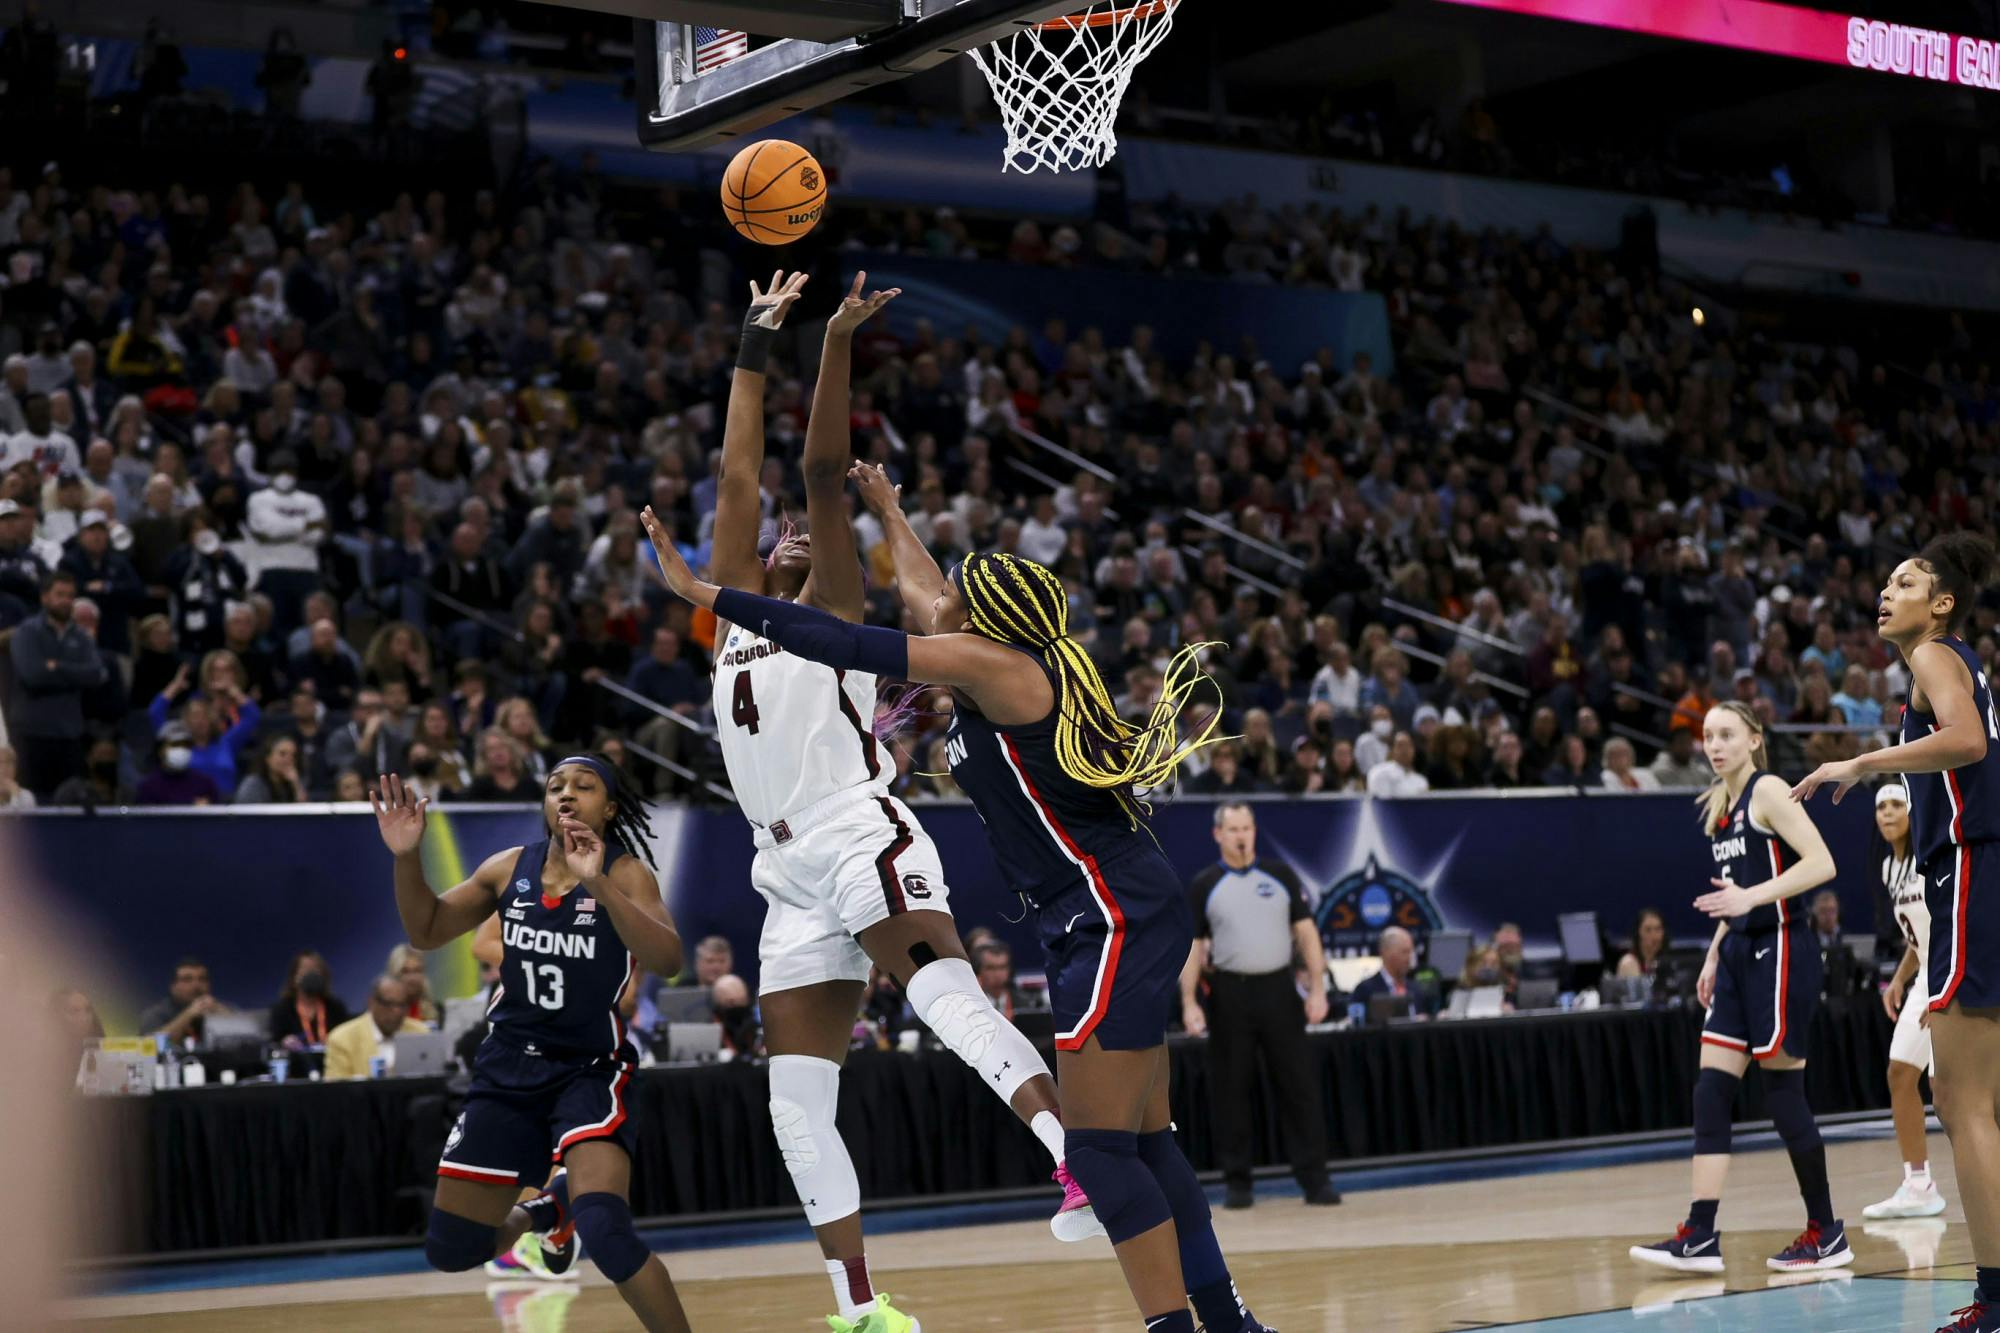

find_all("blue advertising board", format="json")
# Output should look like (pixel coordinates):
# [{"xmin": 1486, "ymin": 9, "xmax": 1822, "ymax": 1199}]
[{"xmin": 15, "ymin": 789, "xmax": 1875, "ymax": 1032}]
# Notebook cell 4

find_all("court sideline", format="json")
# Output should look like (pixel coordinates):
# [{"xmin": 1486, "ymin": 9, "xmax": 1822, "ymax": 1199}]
[{"xmin": 60, "ymin": 1120, "xmax": 1980, "ymax": 1330}]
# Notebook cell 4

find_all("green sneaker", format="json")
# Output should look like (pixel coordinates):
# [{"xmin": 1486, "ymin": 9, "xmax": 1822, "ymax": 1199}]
[{"xmin": 827, "ymin": 1294, "xmax": 921, "ymax": 1332}]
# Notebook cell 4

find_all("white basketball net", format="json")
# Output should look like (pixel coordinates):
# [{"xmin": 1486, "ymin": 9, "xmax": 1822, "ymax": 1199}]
[{"xmin": 969, "ymin": 0, "xmax": 1180, "ymax": 174}]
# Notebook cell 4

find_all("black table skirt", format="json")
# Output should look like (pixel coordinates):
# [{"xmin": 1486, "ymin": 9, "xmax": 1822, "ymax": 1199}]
[{"xmin": 79, "ymin": 1001, "xmax": 1893, "ymax": 1257}]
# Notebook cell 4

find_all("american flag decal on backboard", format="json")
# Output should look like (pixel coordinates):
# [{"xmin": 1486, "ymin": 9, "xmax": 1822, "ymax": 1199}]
[{"xmin": 693, "ymin": 26, "xmax": 749, "ymax": 74}]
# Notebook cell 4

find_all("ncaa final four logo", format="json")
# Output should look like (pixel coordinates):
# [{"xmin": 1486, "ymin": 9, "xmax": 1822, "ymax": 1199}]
[
  {"xmin": 1285, "ymin": 799, "xmax": 1457, "ymax": 954},
  {"xmin": 1315, "ymin": 854, "xmax": 1446, "ymax": 953}
]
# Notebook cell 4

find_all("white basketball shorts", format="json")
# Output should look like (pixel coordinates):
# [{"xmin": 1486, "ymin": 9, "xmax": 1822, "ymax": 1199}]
[{"xmin": 751, "ymin": 791, "xmax": 952, "ymax": 994}]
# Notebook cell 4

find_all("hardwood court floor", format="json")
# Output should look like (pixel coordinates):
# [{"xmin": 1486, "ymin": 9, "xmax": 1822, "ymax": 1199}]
[{"xmin": 60, "ymin": 1131, "xmax": 1981, "ymax": 1332}]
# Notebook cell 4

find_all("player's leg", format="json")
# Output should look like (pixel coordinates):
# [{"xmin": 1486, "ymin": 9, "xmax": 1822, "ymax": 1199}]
[
  {"xmin": 560, "ymin": 1139, "xmax": 690, "ymax": 1333},
  {"xmin": 1760, "ymin": 933, "xmax": 1851, "ymax": 1271},
  {"xmin": 1059, "ymin": 1038, "xmax": 1192, "ymax": 1330},
  {"xmin": 856, "ymin": 909, "xmax": 1066, "ymax": 1148},
  {"xmin": 1136, "ymin": 1048, "xmax": 1274, "ymax": 1333},
  {"xmin": 1203, "ymin": 971, "xmax": 1259, "ymax": 1208},
  {"xmin": 433, "ymin": 1079, "xmax": 555, "ymax": 1272},
  {"xmin": 427, "ymin": 1176, "xmax": 524, "ymax": 1272},
  {"xmin": 835, "ymin": 801, "xmax": 1080, "ymax": 1218},
  {"xmin": 761, "ymin": 979, "xmax": 891, "ymax": 1323},
  {"xmin": 1932, "ymin": 1007, "xmax": 2000, "ymax": 1307},
  {"xmin": 1866, "ymin": 1001, "xmax": 1946, "ymax": 1219},
  {"xmin": 1633, "ymin": 934, "xmax": 1747, "ymax": 1273}
]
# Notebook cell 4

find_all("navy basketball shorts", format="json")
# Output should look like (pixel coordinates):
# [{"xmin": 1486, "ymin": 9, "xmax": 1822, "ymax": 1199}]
[
  {"xmin": 1702, "ymin": 924, "xmax": 1820, "ymax": 1062},
  {"xmin": 437, "ymin": 1037, "xmax": 638, "ymax": 1188},
  {"xmin": 1038, "ymin": 844, "xmax": 1193, "ymax": 1053},
  {"xmin": 1926, "ymin": 843, "xmax": 2000, "ymax": 1012}
]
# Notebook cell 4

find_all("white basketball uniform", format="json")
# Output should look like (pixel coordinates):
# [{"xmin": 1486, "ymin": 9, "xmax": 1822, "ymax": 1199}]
[
  {"xmin": 1886, "ymin": 850, "xmax": 1932, "ymax": 1073},
  {"xmin": 713, "ymin": 624, "xmax": 951, "ymax": 994}
]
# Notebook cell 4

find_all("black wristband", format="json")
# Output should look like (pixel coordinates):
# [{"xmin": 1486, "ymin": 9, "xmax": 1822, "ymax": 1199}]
[{"xmin": 737, "ymin": 317, "xmax": 778, "ymax": 375}]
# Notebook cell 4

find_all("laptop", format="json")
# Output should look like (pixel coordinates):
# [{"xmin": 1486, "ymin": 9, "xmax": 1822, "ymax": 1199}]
[
  {"xmin": 665, "ymin": 1022, "xmax": 723, "ymax": 1063},
  {"xmin": 653, "ymin": 986, "xmax": 716, "ymax": 1024},
  {"xmin": 1425, "ymin": 929, "xmax": 1472, "ymax": 982},
  {"xmin": 1516, "ymin": 977, "xmax": 1560, "ymax": 1011},
  {"xmin": 202, "ymin": 1010, "xmax": 267, "ymax": 1045},
  {"xmin": 1366, "ymin": 994, "xmax": 1412, "ymax": 1026},
  {"xmin": 441, "ymin": 994, "xmax": 492, "ymax": 1049},
  {"xmin": 392, "ymin": 1031, "xmax": 453, "ymax": 1078}
]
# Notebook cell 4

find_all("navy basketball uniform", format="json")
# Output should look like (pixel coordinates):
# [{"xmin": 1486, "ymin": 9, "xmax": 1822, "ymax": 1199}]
[
  {"xmin": 945, "ymin": 666, "xmax": 1191, "ymax": 1052},
  {"xmin": 1701, "ymin": 777, "xmax": 1820, "ymax": 1061},
  {"xmin": 1901, "ymin": 635, "xmax": 2000, "ymax": 1011},
  {"xmin": 438, "ymin": 838, "xmax": 640, "ymax": 1188}
]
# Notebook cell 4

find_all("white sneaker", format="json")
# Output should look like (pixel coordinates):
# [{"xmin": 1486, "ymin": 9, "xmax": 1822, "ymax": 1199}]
[{"xmin": 1861, "ymin": 1177, "xmax": 1948, "ymax": 1219}]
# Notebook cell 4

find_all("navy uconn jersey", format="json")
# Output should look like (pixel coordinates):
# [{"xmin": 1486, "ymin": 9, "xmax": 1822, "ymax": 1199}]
[
  {"xmin": 488, "ymin": 838, "xmax": 637, "ymax": 1056},
  {"xmin": 1901, "ymin": 636, "xmax": 2000, "ymax": 866},
  {"xmin": 1709, "ymin": 779, "xmax": 1803, "ymax": 932},
  {"xmin": 944, "ymin": 671, "xmax": 1156, "ymax": 907}
]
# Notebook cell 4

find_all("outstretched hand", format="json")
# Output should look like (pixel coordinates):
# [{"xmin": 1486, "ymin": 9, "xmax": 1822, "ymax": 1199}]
[
  {"xmin": 848, "ymin": 460, "xmax": 902, "ymax": 517},
  {"xmin": 1790, "ymin": 757, "xmax": 1863, "ymax": 804},
  {"xmin": 370, "ymin": 773, "xmax": 429, "ymax": 855},
  {"xmin": 826, "ymin": 270, "xmax": 901, "ymax": 337},
  {"xmin": 639, "ymin": 505, "xmax": 714, "ymax": 608},
  {"xmin": 748, "ymin": 270, "xmax": 809, "ymax": 330}
]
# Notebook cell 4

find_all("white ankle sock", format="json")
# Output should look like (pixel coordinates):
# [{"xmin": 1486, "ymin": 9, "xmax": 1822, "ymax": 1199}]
[
  {"xmin": 826, "ymin": 1257, "xmax": 873, "ymax": 1319},
  {"xmin": 1031, "ymin": 1109, "xmax": 1066, "ymax": 1166},
  {"xmin": 1906, "ymin": 1161, "xmax": 1931, "ymax": 1186}
]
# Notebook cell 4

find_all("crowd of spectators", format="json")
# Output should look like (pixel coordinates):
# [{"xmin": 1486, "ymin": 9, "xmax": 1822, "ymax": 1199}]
[{"xmin": 0, "ymin": 141, "xmax": 1993, "ymax": 809}]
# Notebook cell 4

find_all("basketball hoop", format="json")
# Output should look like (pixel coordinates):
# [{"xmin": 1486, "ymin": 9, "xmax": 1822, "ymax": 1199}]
[{"xmin": 969, "ymin": 0, "xmax": 1180, "ymax": 174}]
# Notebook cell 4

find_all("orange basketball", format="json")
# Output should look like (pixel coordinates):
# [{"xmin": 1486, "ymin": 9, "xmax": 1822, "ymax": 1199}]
[{"xmin": 720, "ymin": 139, "xmax": 827, "ymax": 245}]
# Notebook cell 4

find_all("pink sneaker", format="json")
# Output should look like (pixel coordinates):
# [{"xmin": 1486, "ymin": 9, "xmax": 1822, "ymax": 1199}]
[{"xmin": 1050, "ymin": 1162, "xmax": 1105, "ymax": 1243}]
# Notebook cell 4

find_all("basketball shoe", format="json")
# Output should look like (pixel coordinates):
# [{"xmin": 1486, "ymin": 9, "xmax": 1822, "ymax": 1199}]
[
  {"xmin": 1766, "ymin": 1219, "xmax": 1853, "ymax": 1271},
  {"xmin": 827, "ymin": 1294, "xmax": 920, "ymax": 1332},
  {"xmin": 486, "ymin": 1232, "xmax": 557, "ymax": 1280},
  {"xmin": 1629, "ymin": 1223, "xmax": 1724, "ymax": 1274},
  {"xmin": 526, "ymin": 1170, "xmax": 579, "ymax": 1278},
  {"xmin": 1863, "ymin": 1174, "xmax": 1948, "ymax": 1219},
  {"xmin": 1937, "ymin": 1298, "xmax": 2000, "ymax": 1332},
  {"xmin": 1051, "ymin": 1163, "xmax": 1105, "ymax": 1242}
]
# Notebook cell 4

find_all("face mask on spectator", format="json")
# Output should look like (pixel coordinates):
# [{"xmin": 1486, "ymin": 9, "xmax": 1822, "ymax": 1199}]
[
  {"xmin": 410, "ymin": 756, "xmax": 439, "ymax": 777},
  {"xmin": 297, "ymin": 970, "xmax": 327, "ymax": 999},
  {"xmin": 163, "ymin": 745, "xmax": 193, "ymax": 770},
  {"xmin": 194, "ymin": 530, "xmax": 222, "ymax": 555},
  {"xmin": 272, "ymin": 473, "xmax": 298, "ymax": 494},
  {"xmin": 1473, "ymin": 966, "xmax": 1502, "ymax": 985},
  {"xmin": 1371, "ymin": 719, "xmax": 1393, "ymax": 740},
  {"xmin": 90, "ymin": 759, "xmax": 118, "ymax": 782}
]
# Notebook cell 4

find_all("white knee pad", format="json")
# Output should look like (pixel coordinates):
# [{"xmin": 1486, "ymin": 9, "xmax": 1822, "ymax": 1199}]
[
  {"xmin": 907, "ymin": 957, "xmax": 1049, "ymax": 1105},
  {"xmin": 768, "ymin": 1054, "xmax": 861, "ymax": 1227}
]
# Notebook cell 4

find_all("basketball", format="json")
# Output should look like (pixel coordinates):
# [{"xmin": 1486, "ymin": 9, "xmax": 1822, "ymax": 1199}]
[{"xmin": 720, "ymin": 139, "xmax": 827, "ymax": 245}]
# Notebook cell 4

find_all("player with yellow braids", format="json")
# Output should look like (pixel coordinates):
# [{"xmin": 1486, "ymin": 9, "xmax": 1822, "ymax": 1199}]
[
  {"xmin": 952, "ymin": 550, "xmax": 1222, "ymax": 819},
  {"xmin": 642, "ymin": 467, "xmax": 1272, "ymax": 1333}
]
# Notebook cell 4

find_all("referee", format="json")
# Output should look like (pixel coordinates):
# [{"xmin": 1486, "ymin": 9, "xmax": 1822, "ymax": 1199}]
[{"xmin": 1180, "ymin": 801, "xmax": 1339, "ymax": 1209}]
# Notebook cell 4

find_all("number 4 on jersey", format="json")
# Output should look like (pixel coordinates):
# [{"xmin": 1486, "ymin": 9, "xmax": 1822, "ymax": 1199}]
[{"xmin": 732, "ymin": 672, "xmax": 761, "ymax": 734}]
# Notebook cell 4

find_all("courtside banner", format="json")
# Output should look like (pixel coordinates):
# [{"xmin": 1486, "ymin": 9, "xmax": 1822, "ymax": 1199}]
[{"xmin": 1434, "ymin": 0, "xmax": 2000, "ymax": 91}]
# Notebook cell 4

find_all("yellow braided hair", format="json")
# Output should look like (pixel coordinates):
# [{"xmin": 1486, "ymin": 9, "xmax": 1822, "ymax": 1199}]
[{"xmin": 952, "ymin": 552, "xmax": 1225, "ymax": 820}]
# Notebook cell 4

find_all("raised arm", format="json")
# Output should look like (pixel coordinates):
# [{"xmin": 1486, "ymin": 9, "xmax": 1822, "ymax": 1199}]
[
  {"xmin": 851, "ymin": 460, "xmax": 949, "ymax": 629},
  {"xmin": 370, "ymin": 773, "xmax": 507, "ymax": 949},
  {"xmin": 1794, "ymin": 638, "xmax": 1989, "ymax": 802},
  {"xmin": 710, "ymin": 271, "xmax": 809, "ymax": 596},
  {"xmin": 800, "ymin": 273, "xmax": 899, "ymax": 622},
  {"xmin": 641, "ymin": 506, "xmax": 1052, "ymax": 724}
]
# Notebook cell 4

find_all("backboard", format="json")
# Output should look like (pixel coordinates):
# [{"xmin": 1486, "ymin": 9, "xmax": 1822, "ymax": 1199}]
[{"xmin": 630, "ymin": 0, "xmax": 1081, "ymax": 151}]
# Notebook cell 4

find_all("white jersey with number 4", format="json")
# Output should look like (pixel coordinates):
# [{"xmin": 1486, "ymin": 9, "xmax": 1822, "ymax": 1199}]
[
  {"xmin": 712, "ymin": 624, "xmax": 891, "ymax": 831},
  {"xmin": 1887, "ymin": 851, "xmax": 1928, "ymax": 962}
]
